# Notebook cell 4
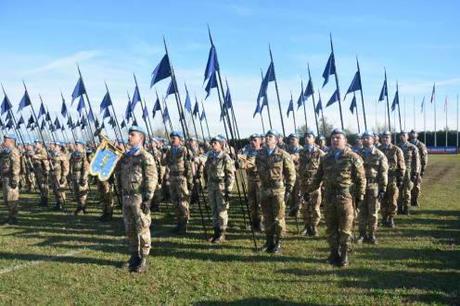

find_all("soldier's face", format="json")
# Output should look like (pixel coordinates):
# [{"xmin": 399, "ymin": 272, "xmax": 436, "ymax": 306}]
[
  {"xmin": 382, "ymin": 135, "xmax": 391, "ymax": 145},
  {"xmin": 3, "ymin": 138, "xmax": 14, "ymax": 148},
  {"xmin": 409, "ymin": 133, "xmax": 417, "ymax": 140},
  {"xmin": 305, "ymin": 135, "xmax": 315, "ymax": 145},
  {"xmin": 170, "ymin": 136, "xmax": 181, "ymax": 146},
  {"xmin": 331, "ymin": 134, "xmax": 346, "ymax": 150},
  {"xmin": 250, "ymin": 137, "xmax": 261, "ymax": 148},
  {"xmin": 266, "ymin": 135, "xmax": 278, "ymax": 148},
  {"xmin": 362, "ymin": 136, "xmax": 374, "ymax": 147},
  {"xmin": 128, "ymin": 131, "xmax": 143, "ymax": 147},
  {"xmin": 211, "ymin": 141, "xmax": 222, "ymax": 152},
  {"xmin": 289, "ymin": 137, "xmax": 299, "ymax": 146},
  {"xmin": 400, "ymin": 134, "xmax": 408, "ymax": 142}
]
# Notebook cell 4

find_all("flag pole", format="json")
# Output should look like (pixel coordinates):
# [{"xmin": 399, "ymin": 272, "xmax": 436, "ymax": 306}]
[
  {"xmin": 133, "ymin": 73, "xmax": 155, "ymax": 141},
  {"xmin": 260, "ymin": 68, "xmax": 273, "ymax": 129},
  {"xmin": 77, "ymin": 65, "xmax": 98, "ymax": 145},
  {"xmin": 353, "ymin": 92, "xmax": 361, "ymax": 134},
  {"xmin": 186, "ymin": 86, "xmax": 199, "ymax": 138},
  {"xmin": 308, "ymin": 65, "xmax": 320, "ymax": 136},
  {"xmin": 434, "ymin": 85, "xmax": 437, "ymax": 147},
  {"xmin": 413, "ymin": 96, "xmax": 416, "ymax": 130},
  {"xmin": 318, "ymin": 91, "xmax": 326, "ymax": 136},
  {"xmin": 356, "ymin": 57, "xmax": 368, "ymax": 130},
  {"xmin": 194, "ymin": 96, "xmax": 205, "ymax": 142},
  {"xmin": 384, "ymin": 69, "xmax": 392, "ymax": 133},
  {"xmin": 300, "ymin": 81, "xmax": 308, "ymax": 129},
  {"xmin": 445, "ymin": 96, "xmax": 448, "ymax": 148},
  {"xmin": 290, "ymin": 91, "xmax": 297, "ymax": 132},
  {"xmin": 330, "ymin": 34, "xmax": 344, "ymax": 130},
  {"xmin": 200, "ymin": 101, "xmax": 211, "ymax": 139},
  {"xmin": 104, "ymin": 82, "xmax": 124, "ymax": 145},
  {"xmin": 269, "ymin": 45, "xmax": 286, "ymax": 137},
  {"xmin": 154, "ymin": 90, "xmax": 169, "ymax": 137},
  {"xmin": 457, "ymin": 94, "xmax": 459, "ymax": 152}
]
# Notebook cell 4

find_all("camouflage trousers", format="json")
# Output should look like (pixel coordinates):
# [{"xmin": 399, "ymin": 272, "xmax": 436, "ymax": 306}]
[
  {"xmin": 151, "ymin": 183, "xmax": 163, "ymax": 210},
  {"xmin": 398, "ymin": 175, "xmax": 414, "ymax": 211},
  {"xmin": 358, "ymin": 188, "xmax": 380, "ymax": 236},
  {"xmin": 25, "ymin": 169, "xmax": 36, "ymax": 192},
  {"xmin": 2, "ymin": 178, "xmax": 19, "ymax": 218},
  {"xmin": 287, "ymin": 178, "xmax": 301, "ymax": 213},
  {"xmin": 301, "ymin": 188, "xmax": 322, "ymax": 228},
  {"xmin": 260, "ymin": 187, "xmax": 286, "ymax": 238},
  {"xmin": 122, "ymin": 194, "xmax": 151, "ymax": 256},
  {"xmin": 207, "ymin": 182, "xmax": 230, "ymax": 231},
  {"xmin": 97, "ymin": 180, "xmax": 114, "ymax": 215},
  {"xmin": 71, "ymin": 174, "xmax": 88, "ymax": 209},
  {"xmin": 34, "ymin": 168, "xmax": 49, "ymax": 201},
  {"xmin": 247, "ymin": 179, "xmax": 262, "ymax": 224},
  {"xmin": 411, "ymin": 175, "xmax": 422, "ymax": 206},
  {"xmin": 382, "ymin": 181, "xmax": 399, "ymax": 218},
  {"xmin": 323, "ymin": 190, "xmax": 354, "ymax": 251},
  {"xmin": 51, "ymin": 172, "xmax": 66, "ymax": 205},
  {"xmin": 169, "ymin": 176, "xmax": 190, "ymax": 224}
]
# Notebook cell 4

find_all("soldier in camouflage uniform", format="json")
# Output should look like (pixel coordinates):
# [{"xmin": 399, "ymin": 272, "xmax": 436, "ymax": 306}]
[
  {"xmin": 238, "ymin": 133, "xmax": 263, "ymax": 232},
  {"xmin": 318, "ymin": 135, "xmax": 329, "ymax": 153},
  {"xmin": 162, "ymin": 131, "xmax": 193, "ymax": 234},
  {"xmin": 256, "ymin": 129, "xmax": 296, "ymax": 253},
  {"xmin": 0, "ymin": 134, "xmax": 21, "ymax": 225},
  {"xmin": 379, "ymin": 131, "xmax": 405, "ymax": 227},
  {"xmin": 149, "ymin": 138, "xmax": 164, "ymax": 212},
  {"xmin": 204, "ymin": 135, "xmax": 235, "ymax": 243},
  {"xmin": 308, "ymin": 129, "xmax": 366, "ymax": 267},
  {"xmin": 397, "ymin": 131, "xmax": 420, "ymax": 215},
  {"xmin": 285, "ymin": 133, "xmax": 302, "ymax": 218},
  {"xmin": 50, "ymin": 142, "xmax": 70, "ymax": 211},
  {"xmin": 31, "ymin": 140, "xmax": 50, "ymax": 207},
  {"xmin": 117, "ymin": 126, "xmax": 157, "ymax": 273},
  {"xmin": 356, "ymin": 131, "xmax": 388, "ymax": 244},
  {"xmin": 97, "ymin": 178, "xmax": 114, "ymax": 221},
  {"xmin": 70, "ymin": 141, "xmax": 90, "ymax": 215},
  {"xmin": 23, "ymin": 143, "xmax": 36, "ymax": 192},
  {"xmin": 409, "ymin": 130, "xmax": 428, "ymax": 207},
  {"xmin": 299, "ymin": 129, "xmax": 325, "ymax": 237}
]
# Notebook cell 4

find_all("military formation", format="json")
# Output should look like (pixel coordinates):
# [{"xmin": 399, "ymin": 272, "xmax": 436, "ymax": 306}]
[{"xmin": 0, "ymin": 125, "xmax": 429, "ymax": 272}]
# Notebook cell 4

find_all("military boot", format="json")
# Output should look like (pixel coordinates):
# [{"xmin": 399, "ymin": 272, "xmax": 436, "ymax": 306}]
[
  {"xmin": 252, "ymin": 218, "xmax": 262, "ymax": 232},
  {"xmin": 123, "ymin": 253, "xmax": 140, "ymax": 270},
  {"xmin": 337, "ymin": 245, "xmax": 349, "ymax": 267},
  {"xmin": 269, "ymin": 235, "xmax": 281, "ymax": 254},
  {"xmin": 39, "ymin": 197, "xmax": 48, "ymax": 207},
  {"xmin": 173, "ymin": 221, "xmax": 187, "ymax": 235},
  {"xmin": 99, "ymin": 213, "xmax": 112, "ymax": 222},
  {"xmin": 327, "ymin": 248, "xmax": 340, "ymax": 265},
  {"xmin": 310, "ymin": 225, "xmax": 318, "ymax": 237},
  {"xmin": 133, "ymin": 256, "xmax": 148, "ymax": 273},
  {"xmin": 213, "ymin": 228, "xmax": 226, "ymax": 244},
  {"xmin": 368, "ymin": 234, "xmax": 378, "ymax": 245},
  {"xmin": 262, "ymin": 235, "xmax": 274, "ymax": 253},
  {"xmin": 388, "ymin": 217, "xmax": 395, "ymax": 228},
  {"xmin": 74, "ymin": 207, "xmax": 84, "ymax": 216},
  {"xmin": 53, "ymin": 202, "xmax": 63, "ymax": 211},
  {"xmin": 356, "ymin": 231, "xmax": 367, "ymax": 244}
]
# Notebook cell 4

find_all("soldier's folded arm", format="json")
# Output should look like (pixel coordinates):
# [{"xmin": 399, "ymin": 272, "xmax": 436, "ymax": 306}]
[
  {"xmin": 352, "ymin": 155, "xmax": 366, "ymax": 202},
  {"xmin": 282, "ymin": 151, "xmax": 296, "ymax": 190},
  {"xmin": 142, "ymin": 153, "xmax": 158, "ymax": 202},
  {"xmin": 224, "ymin": 155, "xmax": 236, "ymax": 192}
]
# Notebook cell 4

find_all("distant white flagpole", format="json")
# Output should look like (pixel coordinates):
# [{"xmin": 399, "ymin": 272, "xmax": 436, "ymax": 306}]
[
  {"xmin": 423, "ymin": 97, "xmax": 427, "ymax": 144},
  {"xmin": 456, "ymin": 94, "xmax": 459, "ymax": 152},
  {"xmin": 445, "ymin": 96, "xmax": 448, "ymax": 148},
  {"xmin": 434, "ymin": 89, "xmax": 437, "ymax": 147},
  {"xmin": 413, "ymin": 96, "xmax": 416, "ymax": 130}
]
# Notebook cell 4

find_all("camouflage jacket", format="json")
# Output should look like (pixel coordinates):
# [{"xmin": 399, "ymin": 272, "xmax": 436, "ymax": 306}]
[
  {"xmin": 298, "ymin": 145, "xmax": 325, "ymax": 190},
  {"xmin": 238, "ymin": 145, "xmax": 260, "ymax": 182},
  {"xmin": 398, "ymin": 141, "xmax": 420, "ymax": 177},
  {"xmin": 358, "ymin": 146, "xmax": 389, "ymax": 192},
  {"xmin": 308, "ymin": 146, "xmax": 366, "ymax": 199},
  {"xmin": 162, "ymin": 145, "xmax": 193, "ymax": 185},
  {"xmin": 204, "ymin": 150, "xmax": 235, "ymax": 191},
  {"xmin": 0, "ymin": 146, "xmax": 21, "ymax": 183},
  {"xmin": 117, "ymin": 147, "xmax": 157, "ymax": 201},
  {"xmin": 50, "ymin": 150, "xmax": 70, "ymax": 178},
  {"xmin": 255, "ymin": 146, "xmax": 296, "ymax": 190},
  {"xmin": 70, "ymin": 149, "xmax": 89, "ymax": 178},
  {"xmin": 411, "ymin": 139, "xmax": 428, "ymax": 173},
  {"xmin": 32, "ymin": 146, "xmax": 50, "ymax": 172},
  {"xmin": 379, "ymin": 143, "xmax": 406, "ymax": 182}
]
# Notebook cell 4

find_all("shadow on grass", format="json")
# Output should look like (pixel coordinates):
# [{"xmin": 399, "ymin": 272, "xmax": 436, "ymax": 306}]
[{"xmin": 193, "ymin": 298, "xmax": 311, "ymax": 306}]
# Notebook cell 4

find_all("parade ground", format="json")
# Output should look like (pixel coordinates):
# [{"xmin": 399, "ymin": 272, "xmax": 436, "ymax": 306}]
[{"xmin": 0, "ymin": 154, "xmax": 458, "ymax": 305}]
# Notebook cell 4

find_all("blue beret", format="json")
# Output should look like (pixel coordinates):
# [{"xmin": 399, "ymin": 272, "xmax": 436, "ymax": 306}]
[
  {"xmin": 409, "ymin": 129, "xmax": 418, "ymax": 135},
  {"xmin": 75, "ymin": 140, "xmax": 86, "ymax": 145},
  {"xmin": 330, "ymin": 128, "xmax": 346, "ymax": 137},
  {"xmin": 265, "ymin": 129, "xmax": 280, "ymax": 137},
  {"xmin": 211, "ymin": 135, "xmax": 226, "ymax": 143},
  {"xmin": 399, "ymin": 131, "xmax": 408, "ymax": 136},
  {"xmin": 129, "ymin": 125, "xmax": 147, "ymax": 135},
  {"xmin": 318, "ymin": 135, "xmax": 326, "ymax": 140},
  {"xmin": 4, "ymin": 133, "xmax": 17, "ymax": 141},
  {"xmin": 361, "ymin": 130, "xmax": 375, "ymax": 138},
  {"xmin": 288, "ymin": 133, "xmax": 299, "ymax": 139},
  {"xmin": 382, "ymin": 130, "xmax": 391, "ymax": 136},
  {"xmin": 249, "ymin": 133, "xmax": 261, "ymax": 139},
  {"xmin": 303, "ymin": 129, "xmax": 315, "ymax": 138},
  {"xmin": 169, "ymin": 130, "xmax": 184, "ymax": 139}
]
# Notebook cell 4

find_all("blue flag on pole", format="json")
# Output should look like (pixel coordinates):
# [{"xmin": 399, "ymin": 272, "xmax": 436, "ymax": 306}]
[
  {"xmin": 420, "ymin": 97, "xmax": 425, "ymax": 113},
  {"xmin": 378, "ymin": 79, "xmax": 388, "ymax": 101},
  {"xmin": 142, "ymin": 106, "xmax": 149, "ymax": 119},
  {"xmin": 204, "ymin": 45, "xmax": 219, "ymax": 84},
  {"xmin": 200, "ymin": 109, "xmax": 206, "ymax": 122},
  {"xmin": 430, "ymin": 83, "xmax": 435, "ymax": 103},
  {"xmin": 193, "ymin": 100, "xmax": 199, "ymax": 118},
  {"xmin": 131, "ymin": 85, "xmax": 141, "ymax": 110},
  {"xmin": 100, "ymin": 92, "xmax": 112, "ymax": 113},
  {"xmin": 184, "ymin": 87, "xmax": 192, "ymax": 113},
  {"xmin": 315, "ymin": 95, "xmax": 323, "ymax": 115},
  {"xmin": 257, "ymin": 62, "xmax": 276, "ymax": 101},
  {"xmin": 322, "ymin": 52, "xmax": 336, "ymax": 87},
  {"xmin": 162, "ymin": 105, "xmax": 170, "ymax": 123},
  {"xmin": 71, "ymin": 77, "xmax": 86, "ymax": 102},
  {"xmin": 349, "ymin": 95, "xmax": 357, "ymax": 114},
  {"xmin": 391, "ymin": 87, "xmax": 399, "ymax": 112},
  {"xmin": 287, "ymin": 97, "xmax": 294, "ymax": 117},
  {"xmin": 18, "ymin": 90, "xmax": 32, "ymax": 112},
  {"xmin": 326, "ymin": 89, "xmax": 339, "ymax": 107},
  {"xmin": 150, "ymin": 54, "xmax": 171, "ymax": 88},
  {"xmin": 17, "ymin": 115, "xmax": 24, "ymax": 127},
  {"xmin": 205, "ymin": 71, "xmax": 218, "ymax": 99},
  {"xmin": 61, "ymin": 96, "xmax": 68, "ymax": 117},
  {"xmin": 297, "ymin": 81, "xmax": 305, "ymax": 110},
  {"xmin": 87, "ymin": 108, "xmax": 95, "ymax": 123},
  {"xmin": 120, "ymin": 120, "xmax": 126, "ymax": 128},
  {"xmin": 304, "ymin": 78, "xmax": 314, "ymax": 99},
  {"xmin": 77, "ymin": 96, "xmax": 85, "ymax": 116},
  {"xmin": 125, "ymin": 100, "xmax": 132, "ymax": 121},
  {"xmin": 224, "ymin": 84, "xmax": 232, "ymax": 109},
  {"xmin": 152, "ymin": 98, "xmax": 161, "ymax": 119},
  {"xmin": 166, "ymin": 80, "xmax": 177, "ymax": 96},
  {"xmin": 102, "ymin": 107, "xmax": 111, "ymax": 119},
  {"xmin": 344, "ymin": 71, "xmax": 362, "ymax": 99},
  {"xmin": 38, "ymin": 102, "xmax": 46, "ymax": 119},
  {"xmin": 253, "ymin": 102, "xmax": 261, "ymax": 118},
  {"xmin": 1, "ymin": 94, "xmax": 12, "ymax": 115}
]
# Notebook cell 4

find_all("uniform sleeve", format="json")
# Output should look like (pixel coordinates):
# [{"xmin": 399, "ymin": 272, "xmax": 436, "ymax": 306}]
[
  {"xmin": 307, "ymin": 156, "xmax": 324, "ymax": 193},
  {"xmin": 184, "ymin": 150, "xmax": 193, "ymax": 186},
  {"xmin": 81, "ymin": 155, "xmax": 90, "ymax": 178},
  {"xmin": 224, "ymin": 155, "xmax": 235, "ymax": 191},
  {"xmin": 11, "ymin": 149, "xmax": 21, "ymax": 182},
  {"xmin": 378, "ymin": 154, "xmax": 389, "ymax": 192},
  {"xmin": 352, "ymin": 155, "xmax": 366, "ymax": 200},
  {"xmin": 142, "ymin": 152, "xmax": 158, "ymax": 202},
  {"xmin": 420, "ymin": 143, "xmax": 428, "ymax": 172},
  {"xmin": 396, "ymin": 147, "xmax": 406, "ymax": 179},
  {"xmin": 61, "ymin": 156, "xmax": 70, "ymax": 178},
  {"xmin": 411, "ymin": 147, "xmax": 420, "ymax": 175},
  {"xmin": 283, "ymin": 152, "xmax": 296, "ymax": 190}
]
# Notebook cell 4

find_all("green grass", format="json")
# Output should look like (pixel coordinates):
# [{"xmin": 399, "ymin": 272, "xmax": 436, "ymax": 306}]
[{"xmin": 0, "ymin": 155, "xmax": 459, "ymax": 305}]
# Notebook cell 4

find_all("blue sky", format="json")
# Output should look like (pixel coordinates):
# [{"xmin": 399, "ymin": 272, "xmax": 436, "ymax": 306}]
[{"xmin": 1, "ymin": 0, "xmax": 459, "ymax": 137}]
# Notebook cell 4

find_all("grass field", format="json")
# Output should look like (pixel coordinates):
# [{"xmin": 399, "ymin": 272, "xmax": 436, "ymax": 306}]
[{"xmin": 0, "ymin": 155, "xmax": 459, "ymax": 305}]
